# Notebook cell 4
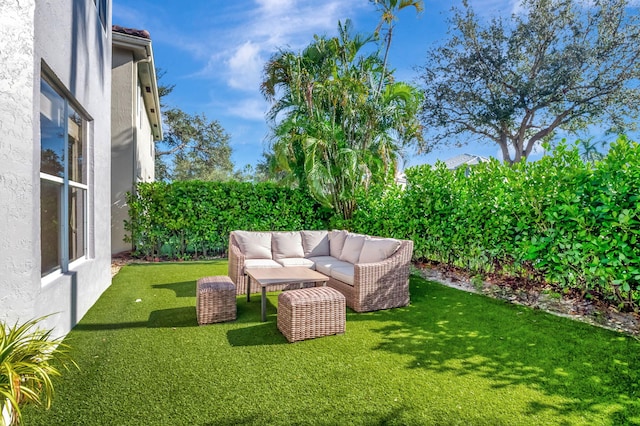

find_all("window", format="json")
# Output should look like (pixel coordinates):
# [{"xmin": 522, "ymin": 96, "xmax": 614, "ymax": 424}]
[
  {"xmin": 40, "ymin": 78, "xmax": 88, "ymax": 276},
  {"xmin": 94, "ymin": 0, "xmax": 108, "ymax": 30}
]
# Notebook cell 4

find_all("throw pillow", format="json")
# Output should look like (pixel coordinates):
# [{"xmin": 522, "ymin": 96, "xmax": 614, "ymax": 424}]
[
  {"xmin": 329, "ymin": 230, "xmax": 349, "ymax": 258},
  {"xmin": 301, "ymin": 230, "xmax": 330, "ymax": 257},
  {"xmin": 358, "ymin": 238, "xmax": 401, "ymax": 264},
  {"xmin": 234, "ymin": 231, "xmax": 272, "ymax": 259},
  {"xmin": 271, "ymin": 231, "xmax": 304, "ymax": 259},
  {"xmin": 339, "ymin": 234, "xmax": 366, "ymax": 264}
]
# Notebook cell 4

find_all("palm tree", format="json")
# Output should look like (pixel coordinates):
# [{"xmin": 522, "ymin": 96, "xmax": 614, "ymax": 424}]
[
  {"xmin": 578, "ymin": 138, "xmax": 606, "ymax": 163},
  {"xmin": 261, "ymin": 20, "xmax": 423, "ymax": 219},
  {"xmin": 370, "ymin": 0, "xmax": 424, "ymax": 97}
]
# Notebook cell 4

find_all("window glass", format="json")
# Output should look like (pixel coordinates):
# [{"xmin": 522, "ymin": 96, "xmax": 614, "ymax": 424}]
[
  {"xmin": 68, "ymin": 111, "xmax": 85, "ymax": 184},
  {"xmin": 40, "ymin": 78, "xmax": 88, "ymax": 276},
  {"xmin": 69, "ymin": 187, "xmax": 86, "ymax": 262},
  {"xmin": 40, "ymin": 180, "xmax": 62, "ymax": 275},
  {"xmin": 94, "ymin": 0, "xmax": 108, "ymax": 29},
  {"xmin": 40, "ymin": 82, "xmax": 65, "ymax": 177}
]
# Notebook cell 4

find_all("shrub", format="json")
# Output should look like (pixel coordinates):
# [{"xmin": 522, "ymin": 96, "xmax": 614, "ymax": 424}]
[
  {"xmin": 124, "ymin": 181, "xmax": 333, "ymax": 259},
  {"xmin": 350, "ymin": 136, "xmax": 640, "ymax": 310}
]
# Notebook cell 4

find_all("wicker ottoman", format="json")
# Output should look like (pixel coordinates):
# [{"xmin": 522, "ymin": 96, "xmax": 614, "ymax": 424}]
[
  {"xmin": 196, "ymin": 276, "xmax": 236, "ymax": 325},
  {"xmin": 277, "ymin": 287, "xmax": 345, "ymax": 342}
]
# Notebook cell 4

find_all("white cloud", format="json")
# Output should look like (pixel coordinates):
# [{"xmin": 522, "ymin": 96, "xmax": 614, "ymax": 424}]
[
  {"xmin": 199, "ymin": 0, "xmax": 365, "ymax": 91},
  {"xmin": 468, "ymin": 0, "xmax": 522, "ymax": 16},
  {"xmin": 255, "ymin": 0, "xmax": 296, "ymax": 13},
  {"xmin": 227, "ymin": 41, "xmax": 263, "ymax": 91},
  {"xmin": 226, "ymin": 97, "xmax": 269, "ymax": 121}
]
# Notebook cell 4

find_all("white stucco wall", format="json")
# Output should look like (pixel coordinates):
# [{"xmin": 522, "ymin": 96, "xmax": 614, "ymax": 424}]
[
  {"xmin": 0, "ymin": 0, "xmax": 113, "ymax": 338},
  {"xmin": 136, "ymin": 92, "xmax": 155, "ymax": 183},
  {"xmin": 0, "ymin": 0, "xmax": 38, "ymax": 324}
]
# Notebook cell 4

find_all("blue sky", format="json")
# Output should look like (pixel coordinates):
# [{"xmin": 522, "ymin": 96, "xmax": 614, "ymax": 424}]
[{"xmin": 111, "ymin": 0, "xmax": 608, "ymax": 171}]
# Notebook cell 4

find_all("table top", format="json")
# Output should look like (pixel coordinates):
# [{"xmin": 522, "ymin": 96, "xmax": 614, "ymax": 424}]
[{"xmin": 245, "ymin": 266, "xmax": 329, "ymax": 286}]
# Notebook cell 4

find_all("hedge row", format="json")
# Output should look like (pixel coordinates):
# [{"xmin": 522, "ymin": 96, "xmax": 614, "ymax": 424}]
[
  {"xmin": 125, "ymin": 138, "xmax": 639, "ymax": 310},
  {"xmin": 347, "ymin": 136, "xmax": 640, "ymax": 310},
  {"xmin": 124, "ymin": 181, "xmax": 332, "ymax": 259}
]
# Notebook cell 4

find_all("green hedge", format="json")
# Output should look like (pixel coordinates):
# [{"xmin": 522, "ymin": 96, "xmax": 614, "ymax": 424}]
[
  {"xmin": 349, "ymin": 136, "xmax": 640, "ymax": 310},
  {"xmin": 125, "ymin": 138, "xmax": 640, "ymax": 310},
  {"xmin": 124, "ymin": 181, "xmax": 332, "ymax": 259}
]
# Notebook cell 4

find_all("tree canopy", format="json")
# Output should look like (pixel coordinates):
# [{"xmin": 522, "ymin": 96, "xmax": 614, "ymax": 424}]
[
  {"xmin": 157, "ymin": 108, "xmax": 234, "ymax": 181},
  {"xmin": 154, "ymin": 71, "xmax": 236, "ymax": 182},
  {"xmin": 260, "ymin": 20, "xmax": 423, "ymax": 219},
  {"xmin": 419, "ymin": 0, "xmax": 640, "ymax": 164}
]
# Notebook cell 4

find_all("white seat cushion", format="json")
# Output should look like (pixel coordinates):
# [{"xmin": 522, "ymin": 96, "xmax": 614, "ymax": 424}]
[
  {"xmin": 276, "ymin": 258, "xmax": 316, "ymax": 268},
  {"xmin": 308, "ymin": 256, "xmax": 352, "ymax": 276},
  {"xmin": 330, "ymin": 265, "xmax": 355, "ymax": 286},
  {"xmin": 338, "ymin": 234, "xmax": 366, "ymax": 264},
  {"xmin": 301, "ymin": 230, "xmax": 330, "ymax": 258},
  {"xmin": 358, "ymin": 237, "xmax": 401, "ymax": 264},
  {"xmin": 234, "ymin": 231, "xmax": 273, "ymax": 259},
  {"xmin": 272, "ymin": 231, "xmax": 304, "ymax": 259},
  {"xmin": 243, "ymin": 259, "xmax": 282, "ymax": 273}
]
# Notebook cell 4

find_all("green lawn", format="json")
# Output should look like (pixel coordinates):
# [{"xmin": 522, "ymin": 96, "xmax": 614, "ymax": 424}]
[{"xmin": 25, "ymin": 261, "xmax": 640, "ymax": 425}]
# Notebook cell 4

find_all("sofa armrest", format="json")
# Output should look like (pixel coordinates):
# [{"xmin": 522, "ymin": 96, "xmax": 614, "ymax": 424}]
[
  {"xmin": 352, "ymin": 239, "xmax": 413, "ymax": 312},
  {"xmin": 228, "ymin": 232, "xmax": 245, "ymax": 291}
]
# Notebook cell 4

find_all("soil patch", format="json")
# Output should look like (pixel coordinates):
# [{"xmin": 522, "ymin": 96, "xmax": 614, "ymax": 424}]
[{"xmin": 417, "ymin": 262, "xmax": 639, "ymax": 337}]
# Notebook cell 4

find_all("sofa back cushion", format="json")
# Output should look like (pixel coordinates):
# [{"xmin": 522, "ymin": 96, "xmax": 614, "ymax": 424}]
[
  {"xmin": 338, "ymin": 233, "xmax": 366, "ymax": 264},
  {"xmin": 358, "ymin": 237, "xmax": 401, "ymax": 264},
  {"xmin": 234, "ymin": 231, "xmax": 273, "ymax": 259},
  {"xmin": 272, "ymin": 231, "xmax": 305, "ymax": 259},
  {"xmin": 329, "ymin": 230, "xmax": 349, "ymax": 258},
  {"xmin": 301, "ymin": 230, "xmax": 330, "ymax": 258}
]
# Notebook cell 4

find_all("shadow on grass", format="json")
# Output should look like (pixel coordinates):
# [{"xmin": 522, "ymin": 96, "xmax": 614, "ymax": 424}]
[
  {"xmin": 152, "ymin": 281, "xmax": 196, "ymax": 297},
  {"xmin": 348, "ymin": 275, "xmax": 640, "ymax": 423},
  {"xmin": 74, "ymin": 306, "xmax": 198, "ymax": 330},
  {"xmin": 226, "ymin": 322, "xmax": 287, "ymax": 346}
]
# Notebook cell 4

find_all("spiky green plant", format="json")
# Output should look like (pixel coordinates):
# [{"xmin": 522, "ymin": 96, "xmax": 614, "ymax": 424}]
[{"xmin": 0, "ymin": 317, "xmax": 75, "ymax": 425}]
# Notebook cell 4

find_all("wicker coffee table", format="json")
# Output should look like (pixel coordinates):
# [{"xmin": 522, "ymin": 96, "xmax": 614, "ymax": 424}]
[{"xmin": 245, "ymin": 267, "xmax": 330, "ymax": 322}]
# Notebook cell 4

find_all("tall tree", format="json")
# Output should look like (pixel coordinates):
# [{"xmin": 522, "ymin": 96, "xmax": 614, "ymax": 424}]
[
  {"xmin": 261, "ymin": 20, "xmax": 423, "ymax": 219},
  {"xmin": 157, "ymin": 108, "xmax": 233, "ymax": 181},
  {"xmin": 370, "ymin": 0, "xmax": 424, "ymax": 97},
  {"xmin": 154, "ymin": 71, "xmax": 235, "ymax": 181},
  {"xmin": 419, "ymin": 0, "xmax": 640, "ymax": 164}
]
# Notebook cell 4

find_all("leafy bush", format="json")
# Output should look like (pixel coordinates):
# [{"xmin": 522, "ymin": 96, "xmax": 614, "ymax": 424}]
[
  {"xmin": 124, "ymin": 181, "xmax": 333, "ymax": 259},
  {"xmin": 350, "ymin": 136, "xmax": 640, "ymax": 310},
  {"xmin": 125, "ymin": 138, "xmax": 639, "ymax": 310},
  {"xmin": 1, "ymin": 317, "xmax": 75, "ymax": 425}
]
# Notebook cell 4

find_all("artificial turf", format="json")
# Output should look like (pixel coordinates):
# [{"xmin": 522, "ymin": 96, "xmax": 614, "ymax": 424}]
[{"xmin": 24, "ymin": 261, "xmax": 640, "ymax": 425}]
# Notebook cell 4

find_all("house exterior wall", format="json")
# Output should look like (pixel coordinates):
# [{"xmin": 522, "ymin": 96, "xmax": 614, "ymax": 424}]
[
  {"xmin": 111, "ymin": 38, "xmax": 158, "ymax": 255},
  {"xmin": 0, "ymin": 0, "xmax": 112, "ymax": 338},
  {"xmin": 111, "ymin": 47, "xmax": 135, "ymax": 254},
  {"xmin": 0, "ymin": 0, "xmax": 38, "ymax": 326},
  {"xmin": 136, "ymin": 92, "xmax": 155, "ymax": 183}
]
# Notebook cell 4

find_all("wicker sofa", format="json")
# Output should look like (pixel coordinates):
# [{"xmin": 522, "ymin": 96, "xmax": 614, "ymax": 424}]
[{"xmin": 228, "ymin": 230, "xmax": 413, "ymax": 312}]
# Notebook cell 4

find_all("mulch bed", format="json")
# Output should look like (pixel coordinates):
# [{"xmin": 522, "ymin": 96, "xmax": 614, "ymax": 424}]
[{"xmin": 416, "ymin": 261, "xmax": 640, "ymax": 337}]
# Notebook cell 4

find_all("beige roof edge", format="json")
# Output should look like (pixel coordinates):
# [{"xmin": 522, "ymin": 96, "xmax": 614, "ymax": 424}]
[{"xmin": 112, "ymin": 32, "xmax": 163, "ymax": 141}]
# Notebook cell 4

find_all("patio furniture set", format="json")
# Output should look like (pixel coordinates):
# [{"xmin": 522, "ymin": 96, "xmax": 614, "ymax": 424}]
[{"xmin": 196, "ymin": 230, "xmax": 413, "ymax": 342}]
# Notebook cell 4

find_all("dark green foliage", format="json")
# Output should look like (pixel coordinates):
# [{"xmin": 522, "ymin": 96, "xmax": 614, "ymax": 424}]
[
  {"xmin": 350, "ymin": 136, "xmax": 640, "ymax": 310},
  {"xmin": 124, "ymin": 181, "xmax": 333, "ymax": 259}
]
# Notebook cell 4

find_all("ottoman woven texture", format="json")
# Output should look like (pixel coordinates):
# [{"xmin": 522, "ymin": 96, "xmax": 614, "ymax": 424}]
[
  {"xmin": 196, "ymin": 276, "xmax": 236, "ymax": 325},
  {"xmin": 277, "ymin": 286, "xmax": 345, "ymax": 342}
]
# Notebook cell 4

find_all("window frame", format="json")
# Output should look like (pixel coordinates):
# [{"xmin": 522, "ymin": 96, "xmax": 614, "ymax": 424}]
[
  {"xmin": 40, "ymin": 74, "xmax": 89, "ymax": 278},
  {"xmin": 94, "ymin": 0, "xmax": 108, "ymax": 30}
]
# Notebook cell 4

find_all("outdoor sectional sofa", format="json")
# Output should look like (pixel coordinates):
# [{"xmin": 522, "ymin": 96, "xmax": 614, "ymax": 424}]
[{"xmin": 228, "ymin": 230, "xmax": 414, "ymax": 312}]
